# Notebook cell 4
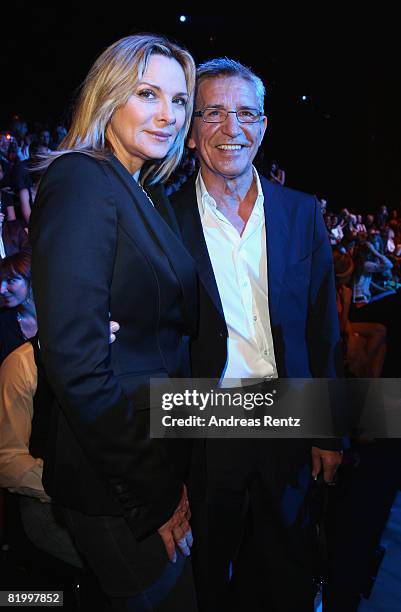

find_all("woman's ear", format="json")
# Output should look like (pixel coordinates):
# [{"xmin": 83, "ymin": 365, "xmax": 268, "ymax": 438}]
[{"xmin": 187, "ymin": 136, "xmax": 196, "ymax": 150}]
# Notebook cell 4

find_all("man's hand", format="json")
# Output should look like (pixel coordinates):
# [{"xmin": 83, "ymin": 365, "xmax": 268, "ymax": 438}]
[
  {"xmin": 158, "ymin": 485, "xmax": 193, "ymax": 563},
  {"xmin": 311, "ymin": 446, "xmax": 343, "ymax": 483}
]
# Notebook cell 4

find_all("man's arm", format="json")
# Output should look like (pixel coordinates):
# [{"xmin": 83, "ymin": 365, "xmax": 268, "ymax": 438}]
[{"xmin": 308, "ymin": 198, "xmax": 344, "ymax": 479}]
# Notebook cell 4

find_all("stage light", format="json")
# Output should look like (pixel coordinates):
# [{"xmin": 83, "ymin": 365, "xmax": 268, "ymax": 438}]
[
  {"xmin": 179, "ymin": 15, "xmax": 187, "ymax": 22},
  {"xmin": 301, "ymin": 95, "xmax": 308, "ymax": 102}
]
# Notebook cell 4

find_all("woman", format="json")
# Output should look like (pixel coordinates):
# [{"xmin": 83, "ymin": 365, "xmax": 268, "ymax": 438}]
[
  {"xmin": 0, "ymin": 251, "xmax": 36, "ymax": 364},
  {"xmin": 30, "ymin": 34, "xmax": 198, "ymax": 611}
]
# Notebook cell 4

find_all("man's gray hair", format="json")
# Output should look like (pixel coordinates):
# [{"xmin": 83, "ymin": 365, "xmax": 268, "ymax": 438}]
[{"xmin": 196, "ymin": 57, "xmax": 266, "ymax": 112}]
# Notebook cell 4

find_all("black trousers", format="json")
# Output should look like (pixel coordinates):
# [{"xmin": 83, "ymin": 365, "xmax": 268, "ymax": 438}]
[
  {"xmin": 62, "ymin": 508, "xmax": 198, "ymax": 612},
  {"xmin": 190, "ymin": 438, "xmax": 316, "ymax": 612}
]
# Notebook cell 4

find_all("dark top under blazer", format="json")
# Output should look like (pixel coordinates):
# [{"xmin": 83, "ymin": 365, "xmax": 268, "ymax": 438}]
[
  {"xmin": 170, "ymin": 174, "xmax": 343, "ymax": 450},
  {"xmin": 30, "ymin": 152, "xmax": 198, "ymax": 539}
]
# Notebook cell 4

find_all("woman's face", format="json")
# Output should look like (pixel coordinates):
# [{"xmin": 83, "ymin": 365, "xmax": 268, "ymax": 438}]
[
  {"xmin": 0, "ymin": 274, "xmax": 29, "ymax": 307},
  {"xmin": 106, "ymin": 54, "xmax": 189, "ymax": 174}
]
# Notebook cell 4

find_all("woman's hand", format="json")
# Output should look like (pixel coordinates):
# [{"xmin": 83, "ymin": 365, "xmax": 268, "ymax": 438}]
[
  {"xmin": 157, "ymin": 484, "xmax": 193, "ymax": 563},
  {"xmin": 109, "ymin": 320, "xmax": 120, "ymax": 344}
]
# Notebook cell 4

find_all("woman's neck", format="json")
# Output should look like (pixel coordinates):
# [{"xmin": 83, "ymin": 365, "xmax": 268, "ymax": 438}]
[{"xmin": 18, "ymin": 300, "xmax": 37, "ymax": 320}]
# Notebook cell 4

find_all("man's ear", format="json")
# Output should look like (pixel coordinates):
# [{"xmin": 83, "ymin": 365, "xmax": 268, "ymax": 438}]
[{"xmin": 259, "ymin": 116, "xmax": 268, "ymax": 144}]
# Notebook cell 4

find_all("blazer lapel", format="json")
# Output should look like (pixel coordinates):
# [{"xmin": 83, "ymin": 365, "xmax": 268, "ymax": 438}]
[
  {"xmin": 261, "ymin": 177, "xmax": 290, "ymax": 325},
  {"xmin": 172, "ymin": 177, "xmax": 225, "ymax": 319},
  {"xmin": 106, "ymin": 155, "xmax": 198, "ymax": 335}
]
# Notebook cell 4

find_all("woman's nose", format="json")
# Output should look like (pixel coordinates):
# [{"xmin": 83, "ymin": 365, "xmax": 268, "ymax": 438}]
[{"xmin": 158, "ymin": 100, "xmax": 177, "ymax": 126}]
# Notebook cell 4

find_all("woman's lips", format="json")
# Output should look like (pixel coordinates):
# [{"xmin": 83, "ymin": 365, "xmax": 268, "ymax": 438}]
[{"xmin": 147, "ymin": 131, "xmax": 172, "ymax": 141}]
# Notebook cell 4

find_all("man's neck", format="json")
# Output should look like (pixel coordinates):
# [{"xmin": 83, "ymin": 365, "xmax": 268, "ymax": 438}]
[{"xmin": 200, "ymin": 167, "xmax": 258, "ymax": 234}]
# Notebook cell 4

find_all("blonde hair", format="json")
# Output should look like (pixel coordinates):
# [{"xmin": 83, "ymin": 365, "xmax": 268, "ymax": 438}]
[{"xmin": 37, "ymin": 33, "xmax": 196, "ymax": 185}]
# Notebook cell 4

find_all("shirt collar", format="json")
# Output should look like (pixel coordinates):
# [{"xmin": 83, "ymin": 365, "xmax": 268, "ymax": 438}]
[{"xmin": 196, "ymin": 166, "xmax": 264, "ymax": 218}]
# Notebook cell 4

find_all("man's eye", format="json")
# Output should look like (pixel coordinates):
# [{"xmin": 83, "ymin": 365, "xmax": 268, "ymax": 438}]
[{"xmin": 205, "ymin": 110, "xmax": 223, "ymax": 118}]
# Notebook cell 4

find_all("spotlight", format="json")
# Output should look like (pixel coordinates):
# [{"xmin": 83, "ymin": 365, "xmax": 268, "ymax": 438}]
[
  {"xmin": 179, "ymin": 15, "xmax": 187, "ymax": 22},
  {"xmin": 301, "ymin": 95, "xmax": 308, "ymax": 102}
]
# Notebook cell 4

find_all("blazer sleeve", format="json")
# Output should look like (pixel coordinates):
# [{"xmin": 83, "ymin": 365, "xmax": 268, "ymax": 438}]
[
  {"xmin": 307, "ymin": 197, "xmax": 345, "ymax": 451},
  {"xmin": 30, "ymin": 153, "xmax": 181, "ymax": 538}
]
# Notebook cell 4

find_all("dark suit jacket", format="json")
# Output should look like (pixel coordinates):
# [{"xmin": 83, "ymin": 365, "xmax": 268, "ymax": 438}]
[
  {"xmin": 29, "ymin": 152, "xmax": 198, "ymax": 539},
  {"xmin": 1, "ymin": 220, "xmax": 30, "ymax": 256},
  {"xmin": 171, "ymin": 174, "xmax": 343, "ymax": 450}
]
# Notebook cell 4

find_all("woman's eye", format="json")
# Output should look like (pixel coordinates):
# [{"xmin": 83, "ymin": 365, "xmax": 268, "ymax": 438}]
[
  {"xmin": 173, "ymin": 97, "xmax": 187, "ymax": 106},
  {"xmin": 137, "ymin": 89, "xmax": 155, "ymax": 99}
]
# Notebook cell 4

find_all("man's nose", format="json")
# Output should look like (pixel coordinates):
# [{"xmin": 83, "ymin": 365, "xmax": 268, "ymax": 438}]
[
  {"xmin": 0, "ymin": 281, "xmax": 8, "ymax": 295},
  {"xmin": 221, "ymin": 112, "xmax": 242, "ymax": 137}
]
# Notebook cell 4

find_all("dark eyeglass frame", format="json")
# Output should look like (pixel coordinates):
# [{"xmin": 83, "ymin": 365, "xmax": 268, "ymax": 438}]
[{"xmin": 193, "ymin": 107, "xmax": 265, "ymax": 124}]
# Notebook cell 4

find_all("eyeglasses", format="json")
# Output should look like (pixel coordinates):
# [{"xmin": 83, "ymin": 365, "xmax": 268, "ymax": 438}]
[{"xmin": 193, "ymin": 107, "xmax": 264, "ymax": 124}]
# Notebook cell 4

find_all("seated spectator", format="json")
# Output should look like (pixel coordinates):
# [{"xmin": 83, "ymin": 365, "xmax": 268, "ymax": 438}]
[
  {"xmin": 268, "ymin": 160, "xmax": 286, "ymax": 185},
  {"xmin": 0, "ymin": 252, "xmax": 36, "ymax": 365},
  {"xmin": 355, "ymin": 214, "xmax": 367, "ymax": 234},
  {"xmin": 11, "ymin": 119, "xmax": 29, "ymax": 162},
  {"xmin": 365, "ymin": 214, "xmax": 376, "ymax": 233},
  {"xmin": 330, "ymin": 215, "xmax": 344, "ymax": 245},
  {"xmin": 376, "ymin": 204, "xmax": 388, "ymax": 229},
  {"xmin": 52, "ymin": 125, "xmax": 67, "ymax": 149},
  {"xmin": 38, "ymin": 129, "xmax": 52, "ymax": 153},
  {"xmin": 383, "ymin": 227, "xmax": 396, "ymax": 254},
  {"xmin": 0, "ymin": 323, "xmax": 119, "ymax": 566},
  {"xmin": 388, "ymin": 209, "xmax": 399, "ymax": 231},
  {"xmin": 0, "ymin": 212, "xmax": 30, "ymax": 259},
  {"xmin": 333, "ymin": 250, "xmax": 386, "ymax": 378},
  {"xmin": 353, "ymin": 240, "xmax": 394, "ymax": 305},
  {"xmin": 11, "ymin": 142, "xmax": 48, "ymax": 225},
  {"xmin": 349, "ymin": 241, "xmax": 401, "ymax": 376},
  {"xmin": 0, "ymin": 341, "xmax": 83, "ymax": 568},
  {"xmin": 0, "ymin": 158, "xmax": 16, "ymax": 222}
]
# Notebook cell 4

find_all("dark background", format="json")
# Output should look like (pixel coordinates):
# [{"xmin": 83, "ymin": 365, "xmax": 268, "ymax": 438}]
[{"xmin": 1, "ymin": 8, "xmax": 400, "ymax": 212}]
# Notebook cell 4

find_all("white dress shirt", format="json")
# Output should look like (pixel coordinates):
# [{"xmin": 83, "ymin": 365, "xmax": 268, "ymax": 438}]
[{"xmin": 195, "ymin": 169, "xmax": 277, "ymax": 386}]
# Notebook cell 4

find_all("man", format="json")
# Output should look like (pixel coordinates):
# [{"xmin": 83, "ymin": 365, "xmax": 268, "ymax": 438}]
[{"xmin": 169, "ymin": 58, "xmax": 343, "ymax": 611}]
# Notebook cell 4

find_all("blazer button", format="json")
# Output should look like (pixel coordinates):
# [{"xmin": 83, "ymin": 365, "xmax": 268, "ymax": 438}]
[{"xmin": 219, "ymin": 331, "xmax": 224, "ymax": 338}]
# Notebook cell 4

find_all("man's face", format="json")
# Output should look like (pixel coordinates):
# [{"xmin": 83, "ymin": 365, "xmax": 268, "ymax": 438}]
[
  {"xmin": 188, "ymin": 76, "xmax": 267, "ymax": 181},
  {"xmin": 40, "ymin": 130, "xmax": 51, "ymax": 146}
]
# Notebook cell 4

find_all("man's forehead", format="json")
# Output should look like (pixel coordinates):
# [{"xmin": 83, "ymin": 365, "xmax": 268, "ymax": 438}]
[{"xmin": 197, "ymin": 76, "xmax": 257, "ymax": 104}]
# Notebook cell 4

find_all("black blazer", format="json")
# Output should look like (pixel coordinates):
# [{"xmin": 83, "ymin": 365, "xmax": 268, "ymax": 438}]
[{"xmin": 30, "ymin": 152, "xmax": 197, "ymax": 539}]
